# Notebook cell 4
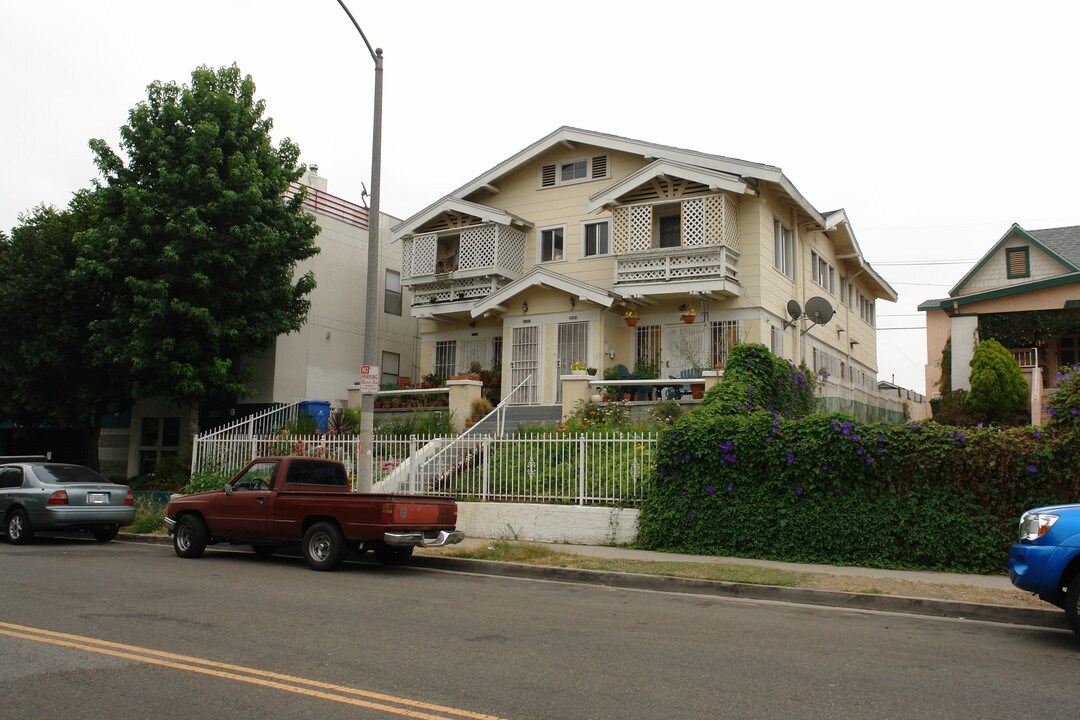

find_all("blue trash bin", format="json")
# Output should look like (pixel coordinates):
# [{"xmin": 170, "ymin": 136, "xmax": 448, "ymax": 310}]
[{"xmin": 298, "ymin": 400, "xmax": 331, "ymax": 433}]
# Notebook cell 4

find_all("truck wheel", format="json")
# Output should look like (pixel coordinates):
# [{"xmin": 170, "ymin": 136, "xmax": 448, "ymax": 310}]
[
  {"xmin": 174, "ymin": 515, "xmax": 208, "ymax": 558},
  {"xmin": 374, "ymin": 544, "xmax": 414, "ymax": 566},
  {"xmin": 6, "ymin": 509, "xmax": 33, "ymax": 545},
  {"xmin": 93, "ymin": 525, "xmax": 120, "ymax": 542},
  {"xmin": 1065, "ymin": 571, "xmax": 1080, "ymax": 638},
  {"xmin": 303, "ymin": 522, "xmax": 345, "ymax": 571}
]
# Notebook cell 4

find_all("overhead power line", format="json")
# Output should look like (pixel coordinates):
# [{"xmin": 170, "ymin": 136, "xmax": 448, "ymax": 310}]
[{"xmin": 873, "ymin": 259, "xmax": 976, "ymax": 266}]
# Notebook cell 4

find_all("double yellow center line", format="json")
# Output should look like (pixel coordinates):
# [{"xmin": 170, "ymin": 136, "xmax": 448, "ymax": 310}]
[{"xmin": 0, "ymin": 621, "xmax": 505, "ymax": 720}]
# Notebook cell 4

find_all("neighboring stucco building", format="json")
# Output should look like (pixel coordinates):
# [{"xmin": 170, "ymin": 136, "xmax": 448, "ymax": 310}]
[
  {"xmin": 100, "ymin": 169, "xmax": 418, "ymax": 479},
  {"xmin": 392, "ymin": 127, "xmax": 900, "ymax": 418},
  {"xmin": 919, "ymin": 223, "xmax": 1080, "ymax": 422}
]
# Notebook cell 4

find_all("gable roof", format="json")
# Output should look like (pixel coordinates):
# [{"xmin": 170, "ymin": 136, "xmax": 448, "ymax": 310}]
[
  {"xmin": 584, "ymin": 158, "xmax": 752, "ymax": 213},
  {"xmin": 399, "ymin": 126, "xmax": 825, "ymax": 229},
  {"xmin": 391, "ymin": 126, "xmax": 893, "ymax": 298},
  {"xmin": 948, "ymin": 223, "xmax": 1080, "ymax": 296},
  {"xmin": 470, "ymin": 266, "xmax": 616, "ymax": 318},
  {"xmin": 822, "ymin": 209, "xmax": 898, "ymax": 301},
  {"xmin": 391, "ymin": 197, "xmax": 533, "ymax": 240},
  {"xmin": 1028, "ymin": 225, "xmax": 1080, "ymax": 266}
]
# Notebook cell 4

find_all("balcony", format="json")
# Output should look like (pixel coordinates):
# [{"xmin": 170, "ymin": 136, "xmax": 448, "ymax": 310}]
[
  {"xmin": 402, "ymin": 223, "xmax": 526, "ymax": 314},
  {"xmin": 614, "ymin": 245, "xmax": 739, "ymax": 298}
]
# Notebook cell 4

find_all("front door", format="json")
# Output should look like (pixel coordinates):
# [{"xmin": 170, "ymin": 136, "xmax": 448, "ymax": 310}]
[
  {"xmin": 510, "ymin": 325, "xmax": 540, "ymax": 404},
  {"xmin": 556, "ymin": 321, "xmax": 589, "ymax": 402}
]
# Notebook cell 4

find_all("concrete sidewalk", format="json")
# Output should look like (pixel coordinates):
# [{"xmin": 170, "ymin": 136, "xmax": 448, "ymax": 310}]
[{"xmin": 119, "ymin": 532, "xmax": 1069, "ymax": 632}]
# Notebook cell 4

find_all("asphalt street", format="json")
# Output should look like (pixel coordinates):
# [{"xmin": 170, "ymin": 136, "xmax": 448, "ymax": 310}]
[{"xmin": 1, "ymin": 537, "xmax": 1076, "ymax": 720}]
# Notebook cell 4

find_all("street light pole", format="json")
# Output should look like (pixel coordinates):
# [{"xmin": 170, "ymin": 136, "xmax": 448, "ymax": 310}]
[{"xmin": 336, "ymin": 0, "xmax": 382, "ymax": 492}]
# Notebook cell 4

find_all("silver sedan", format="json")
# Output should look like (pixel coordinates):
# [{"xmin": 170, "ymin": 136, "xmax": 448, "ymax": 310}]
[{"xmin": 0, "ymin": 462, "xmax": 135, "ymax": 544}]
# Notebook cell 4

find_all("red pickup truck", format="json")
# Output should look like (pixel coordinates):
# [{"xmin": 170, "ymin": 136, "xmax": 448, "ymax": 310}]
[{"xmin": 164, "ymin": 456, "xmax": 463, "ymax": 571}]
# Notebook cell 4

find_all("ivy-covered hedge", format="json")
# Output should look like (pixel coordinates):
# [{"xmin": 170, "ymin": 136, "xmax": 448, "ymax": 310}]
[
  {"xmin": 638, "ymin": 410, "xmax": 1080, "ymax": 573},
  {"xmin": 637, "ymin": 345, "xmax": 1080, "ymax": 574}
]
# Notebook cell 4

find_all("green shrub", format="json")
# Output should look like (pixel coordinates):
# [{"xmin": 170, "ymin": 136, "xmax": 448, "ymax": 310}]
[
  {"xmin": 967, "ymin": 338, "xmax": 1029, "ymax": 423},
  {"xmin": 701, "ymin": 344, "xmax": 819, "ymax": 418},
  {"xmin": 182, "ymin": 472, "xmax": 230, "ymax": 494},
  {"xmin": 327, "ymin": 407, "xmax": 362, "ymax": 434},
  {"xmin": 649, "ymin": 400, "xmax": 683, "ymax": 425},
  {"xmin": 128, "ymin": 495, "xmax": 166, "ymax": 533},
  {"xmin": 375, "ymin": 410, "xmax": 454, "ymax": 437},
  {"xmin": 1045, "ymin": 362, "xmax": 1080, "ymax": 426}
]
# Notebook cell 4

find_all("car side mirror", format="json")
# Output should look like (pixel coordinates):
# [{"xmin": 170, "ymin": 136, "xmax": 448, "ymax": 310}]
[{"xmin": 223, "ymin": 484, "xmax": 234, "ymax": 495}]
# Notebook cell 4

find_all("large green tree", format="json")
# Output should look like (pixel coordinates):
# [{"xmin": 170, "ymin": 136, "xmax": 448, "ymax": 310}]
[
  {"xmin": 77, "ymin": 64, "xmax": 319, "ymax": 421},
  {"xmin": 0, "ymin": 195, "xmax": 128, "ymax": 463}
]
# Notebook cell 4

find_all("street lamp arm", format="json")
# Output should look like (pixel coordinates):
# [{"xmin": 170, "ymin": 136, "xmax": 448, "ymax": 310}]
[{"xmin": 335, "ymin": 0, "xmax": 380, "ymax": 63}]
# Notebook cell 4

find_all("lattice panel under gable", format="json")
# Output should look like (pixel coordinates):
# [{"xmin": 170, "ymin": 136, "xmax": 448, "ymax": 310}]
[
  {"xmin": 461, "ymin": 224, "xmax": 496, "ymax": 270},
  {"xmin": 411, "ymin": 233, "xmax": 438, "ymax": 276},
  {"xmin": 721, "ymin": 194, "xmax": 739, "ymax": 252},
  {"xmin": 628, "ymin": 205, "xmax": 653, "ymax": 252},
  {"xmin": 401, "ymin": 240, "xmax": 414, "ymax": 279},
  {"xmin": 612, "ymin": 207, "xmax": 630, "ymax": 254},
  {"xmin": 682, "ymin": 198, "xmax": 705, "ymax": 247},
  {"xmin": 497, "ymin": 225, "xmax": 527, "ymax": 273}
]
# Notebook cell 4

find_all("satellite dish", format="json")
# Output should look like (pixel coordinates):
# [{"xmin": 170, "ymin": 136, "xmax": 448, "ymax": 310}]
[
  {"xmin": 786, "ymin": 300, "xmax": 803, "ymax": 321},
  {"xmin": 804, "ymin": 296, "xmax": 835, "ymax": 325}
]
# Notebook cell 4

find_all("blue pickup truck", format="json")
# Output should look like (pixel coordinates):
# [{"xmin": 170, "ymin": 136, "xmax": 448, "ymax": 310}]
[{"xmin": 1009, "ymin": 503, "xmax": 1080, "ymax": 637}]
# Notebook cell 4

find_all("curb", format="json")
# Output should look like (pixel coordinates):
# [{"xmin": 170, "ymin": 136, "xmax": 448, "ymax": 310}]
[
  {"xmin": 118, "ymin": 534, "xmax": 1067, "ymax": 631},
  {"xmin": 409, "ymin": 555, "xmax": 1068, "ymax": 631}
]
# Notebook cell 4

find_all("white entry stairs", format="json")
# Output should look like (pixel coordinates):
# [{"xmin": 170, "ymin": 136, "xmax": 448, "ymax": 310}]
[{"xmin": 374, "ymin": 405, "xmax": 563, "ymax": 494}]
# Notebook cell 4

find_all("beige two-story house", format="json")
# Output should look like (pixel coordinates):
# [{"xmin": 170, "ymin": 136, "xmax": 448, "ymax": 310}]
[{"xmin": 392, "ymin": 128, "xmax": 897, "ymax": 416}]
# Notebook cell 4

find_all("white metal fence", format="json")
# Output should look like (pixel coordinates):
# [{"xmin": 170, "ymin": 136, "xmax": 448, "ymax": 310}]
[
  {"xmin": 191, "ymin": 401, "xmax": 304, "ymax": 475},
  {"xmin": 192, "ymin": 430, "xmax": 657, "ymax": 505},
  {"xmin": 192, "ymin": 433, "xmax": 364, "ymax": 483},
  {"xmin": 375, "ymin": 432, "xmax": 657, "ymax": 505}
]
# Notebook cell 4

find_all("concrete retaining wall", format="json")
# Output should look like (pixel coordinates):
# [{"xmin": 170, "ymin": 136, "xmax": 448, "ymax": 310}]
[{"xmin": 457, "ymin": 502, "xmax": 639, "ymax": 546}]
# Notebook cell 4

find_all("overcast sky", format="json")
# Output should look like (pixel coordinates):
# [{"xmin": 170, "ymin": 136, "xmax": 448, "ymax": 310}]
[{"xmin": 4, "ymin": 1, "xmax": 1079, "ymax": 393}]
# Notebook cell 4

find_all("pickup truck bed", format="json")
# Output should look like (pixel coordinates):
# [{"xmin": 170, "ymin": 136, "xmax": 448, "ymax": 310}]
[{"xmin": 165, "ymin": 456, "xmax": 463, "ymax": 570}]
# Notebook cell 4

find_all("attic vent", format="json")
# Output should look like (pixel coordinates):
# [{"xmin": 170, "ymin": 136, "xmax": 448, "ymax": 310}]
[
  {"xmin": 541, "ymin": 164, "xmax": 557, "ymax": 187},
  {"xmin": 539, "ymin": 155, "xmax": 609, "ymax": 189},
  {"xmin": 591, "ymin": 155, "xmax": 608, "ymax": 179},
  {"xmin": 1006, "ymin": 247, "xmax": 1030, "ymax": 279}
]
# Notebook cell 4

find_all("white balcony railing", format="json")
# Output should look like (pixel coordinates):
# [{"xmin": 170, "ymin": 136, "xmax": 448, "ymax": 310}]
[{"xmin": 614, "ymin": 245, "xmax": 739, "ymax": 286}]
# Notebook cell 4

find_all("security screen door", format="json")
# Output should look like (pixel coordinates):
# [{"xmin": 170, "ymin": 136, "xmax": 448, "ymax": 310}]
[
  {"xmin": 555, "ymin": 321, "xmax": 589, "ymax": 402},
  {"xmin": 509, "ymin": 325, "xmax": 540, "ymax": 404}
]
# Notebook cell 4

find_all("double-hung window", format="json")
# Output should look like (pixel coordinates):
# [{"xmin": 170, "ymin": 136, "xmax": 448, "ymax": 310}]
[
  {"xmin": 384, "ymin": 270, "xmax": 402, "ymax": 315},
  {"xmin": 774, "ymin": 219, "xmax": 794, "ymax": 278},
  {"xmin": 582, "ymin": 220, "xmax": 609, "ymax": 257},
  {"xmin": 540, "ymin": 227, "xmax": 565, "ymax": 262},
  {"xmin": 811, "ymin": 250, "xmax": 836, "ymax": 294},
  {"xmin": 858, "ymin": 290, "xmax": 875, "ymax": 326}
]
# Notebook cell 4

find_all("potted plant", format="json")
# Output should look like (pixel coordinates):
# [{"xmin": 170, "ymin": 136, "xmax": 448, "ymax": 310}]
[
  {"xmin": 470, "ymin": 397, "xmax": 493, "ymax": 422},
  {"xmin": 570, "ymin": 360, "xmax": 588, "ymax": 375},
  {"xmin": 586, "ymin": 366, "xmax": 597, "ymax": 376},
  {"xmin": 679, "ymin": 304, "xmax": 696, "ymax": 324},
  {"xmin": 623, "ymin": 310, "xmax": 638, "ymax": 327}
]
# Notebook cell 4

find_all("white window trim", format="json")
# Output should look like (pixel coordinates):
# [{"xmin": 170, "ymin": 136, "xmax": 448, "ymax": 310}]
[
  {"xmin": 538, "ymin": 224, "xmax": 567, "ymax": 264},
  {"xmin": 811, "ymin": 250, "xmax": 836, "ymax": 294},
  {"xmin": 580, "ymin": 219, "xmax": 611, "ymax": 259},
  {"xmin": 773, "ymin": 218, "xmax": 794, "ymax": 279}
]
